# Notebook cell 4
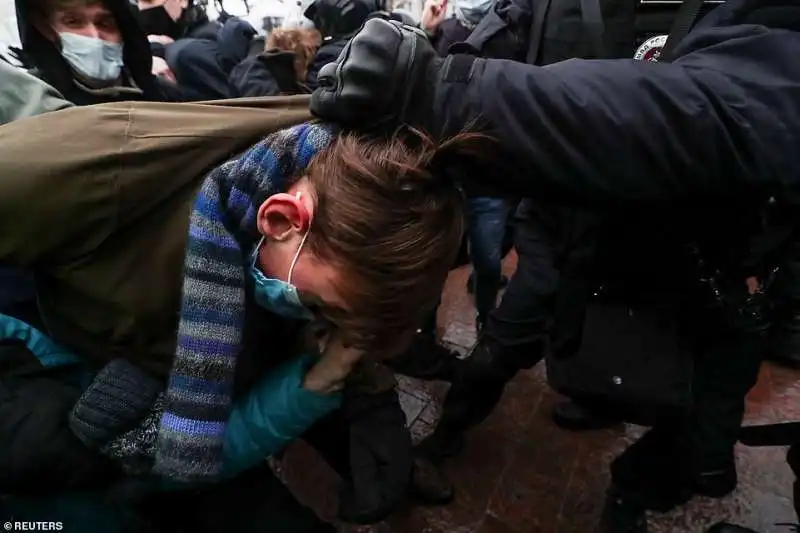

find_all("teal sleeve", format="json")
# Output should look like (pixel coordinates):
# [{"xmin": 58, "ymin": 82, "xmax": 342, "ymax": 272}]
[
  {"xmin": 0, "ymin": 312, "xmax": 83, "ymax": 369},
  {"xmin": 221, "ymin": 353, "xmax": 343, "ymax": 477}
]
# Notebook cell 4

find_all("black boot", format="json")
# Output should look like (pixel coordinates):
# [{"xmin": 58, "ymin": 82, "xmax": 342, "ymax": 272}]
[
  {"xmin": 408, "ymin": 456, "xmax": 455, "ymax": 505},
  {"xmin": 410, "ymin": 338, "xmax": 520, "ymax": 506},
  {"xmin": 551, "ymin": 400, "xmax": 623, "ymax": 431},
  {"xmin": 408, "ymin": 420, "xmax": 466, "ymax": 505},
  {"xmin": 409, "ymin": 425, "xmax": 467, "ymax": 506},
  {"xmin": 598, "ymin": 489, "xmax": 648, "ymax": 533}
]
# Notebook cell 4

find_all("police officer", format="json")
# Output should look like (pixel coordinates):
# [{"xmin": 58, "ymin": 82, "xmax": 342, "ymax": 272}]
[{"xmin": 309, "ymin": 1, "xmax": 800, "ymax": 530}]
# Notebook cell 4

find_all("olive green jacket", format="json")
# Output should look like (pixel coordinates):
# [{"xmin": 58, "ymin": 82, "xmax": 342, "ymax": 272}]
[{"xmin": 0, "ymin": 96, "xmax": 312, "ymax": 376}]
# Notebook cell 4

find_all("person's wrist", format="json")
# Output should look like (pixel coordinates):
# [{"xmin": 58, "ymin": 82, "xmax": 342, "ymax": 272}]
[
  {"xmin": 408, "ymin": 54, "xmax": 445, "ymax": 136},
  {"xmin": 302, "ymin": 354, "xmax": 358, "ymax": 394},
  {"xmin": 302, "ymin": 372, "xmax": 342, "ymax": 394}
]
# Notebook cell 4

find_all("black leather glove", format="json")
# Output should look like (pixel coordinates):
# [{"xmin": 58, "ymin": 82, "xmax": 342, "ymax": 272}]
[
  {"xmin": 310, "ymin": 18, "xmax": 442, "ymax": 133},
  {"xmin": 338, "ymin": 387, "xmax": 412, "ymax": 524}
]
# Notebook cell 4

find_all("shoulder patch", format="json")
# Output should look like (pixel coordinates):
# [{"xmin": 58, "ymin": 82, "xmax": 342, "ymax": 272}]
[{"xmin": 634, "ymin": 35, "xmax": 668, "ymax": 62}]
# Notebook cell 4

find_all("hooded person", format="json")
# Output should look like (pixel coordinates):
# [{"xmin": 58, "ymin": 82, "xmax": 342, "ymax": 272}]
[{"xmin": 15, "ymin": 0, "xmax": 189, "ymax": 106}]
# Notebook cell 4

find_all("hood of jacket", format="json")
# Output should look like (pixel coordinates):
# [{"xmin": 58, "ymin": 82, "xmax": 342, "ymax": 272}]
[{"xmin": 15, "ymin": 0, "xmax": 158, "ymax": 105}]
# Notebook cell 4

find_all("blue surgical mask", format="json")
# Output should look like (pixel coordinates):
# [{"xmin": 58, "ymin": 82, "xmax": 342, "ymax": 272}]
[
  {"xmin": 250, "ymin": 230, "xmax": 314, "ymax": 321},
  {"xmin": 58, "ymin": 32, "xmax": 124, "ymax": 82}
]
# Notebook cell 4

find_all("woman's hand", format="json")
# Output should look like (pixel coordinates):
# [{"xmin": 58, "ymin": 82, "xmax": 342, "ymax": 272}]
[{"xmin": 303, "ymin": 329, "xmax": 363, "ymax": 394}]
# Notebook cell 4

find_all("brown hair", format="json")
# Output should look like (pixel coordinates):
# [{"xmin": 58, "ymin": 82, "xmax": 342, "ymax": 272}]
[
  {"xmin": 265, "ymin": 28, "xmax": 322, "ymax": 81},
  {"xmin": 304, "ymin": 128, "xmax": 499, "ymax": 358}
]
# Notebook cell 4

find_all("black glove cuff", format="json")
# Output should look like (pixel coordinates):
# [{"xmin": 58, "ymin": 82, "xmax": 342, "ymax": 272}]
[{"xmin": 439, "ymin": 53, "xmax": 477, "ymax": 84}]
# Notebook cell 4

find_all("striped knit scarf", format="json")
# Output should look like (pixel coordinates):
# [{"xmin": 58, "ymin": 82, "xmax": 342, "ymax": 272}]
[{"xmin": 153, "ymin": 122, "xmax": 334, "ymax": 482}]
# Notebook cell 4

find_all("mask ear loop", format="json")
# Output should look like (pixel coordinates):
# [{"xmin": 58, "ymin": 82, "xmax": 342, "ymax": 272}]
[
  {"xmin": 252, "ymin": 236, "xmax": 266, "ymax": 269},
  {"xmin": 287, "ymin": 228, "xmax": 310, "ymax": 285},
  {"xmin": 288, "ymin": 191, "xmax": 310, "ymax": 285}
]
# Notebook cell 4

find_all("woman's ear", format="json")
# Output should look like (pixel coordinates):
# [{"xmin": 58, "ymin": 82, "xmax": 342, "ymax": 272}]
[{"xmin": 256, "ymin": 193, "xmax": 309, "ymax": 239}]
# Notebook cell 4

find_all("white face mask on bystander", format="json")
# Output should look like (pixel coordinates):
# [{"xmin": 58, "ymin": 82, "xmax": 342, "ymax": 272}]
[
  {"xmin": 455, "ymin": 0, "xmax": 494, "ymax": 27},
  {"xmin": 59, "ymin": 32, "xmax": 124, "ymax": 82}
]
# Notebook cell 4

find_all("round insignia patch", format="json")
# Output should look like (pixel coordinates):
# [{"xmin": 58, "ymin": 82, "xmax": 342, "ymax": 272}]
[{"xmin": 634, "ymin": 34, "xmax": 668, "ymax": 62}]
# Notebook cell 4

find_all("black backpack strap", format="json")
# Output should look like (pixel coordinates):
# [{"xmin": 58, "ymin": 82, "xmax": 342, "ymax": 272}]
[
  {"xmin": 659, "ymin": 0, "xmax": 708, "ymax": 62},
  {"xmin": 580, "ymin": 0, "xmax": 606, "ymax": 58}
]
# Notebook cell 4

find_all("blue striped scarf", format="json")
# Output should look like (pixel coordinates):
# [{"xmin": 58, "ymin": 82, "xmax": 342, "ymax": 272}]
[{"xmin": 153, "ymin": 122, "xmax": 334, "ymax": 482}]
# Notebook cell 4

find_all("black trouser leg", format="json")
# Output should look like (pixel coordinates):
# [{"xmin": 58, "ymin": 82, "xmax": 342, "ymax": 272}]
[
  {"xmin": 769, "ymin": 238, "xmax": 800, "ymax": 367},
  {"xmin": 419, "ymin": 202, "xmax": 572, "ymax": 460},
  {"xmin": 611, "ymin": 284, "xmax": 767, "ymax": 511},
  {"xmin": 302, "ymin": 409, "xmax": 351, "ymax": 480},
  {"xmin": 417, "ymin": 354, "xmax": 517, "ymax": 461},
  {"xmin": 688, "ymin": 325, "xmax": 765, "ymax": 476}
]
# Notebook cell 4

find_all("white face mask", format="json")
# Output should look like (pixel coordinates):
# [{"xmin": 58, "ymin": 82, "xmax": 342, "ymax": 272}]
[
  {"xmin": 58, "ymin": 32, "xmax": 124, "ymax": 82},
  {"xmin": 455, "ymin": 0, "xmax": 494, "ymax": 27}
]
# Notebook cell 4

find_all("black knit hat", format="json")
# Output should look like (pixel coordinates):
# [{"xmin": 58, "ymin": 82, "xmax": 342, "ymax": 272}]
[{"xmin": 69, "ymin": 359, "xmax": 162, "ymax": 450}]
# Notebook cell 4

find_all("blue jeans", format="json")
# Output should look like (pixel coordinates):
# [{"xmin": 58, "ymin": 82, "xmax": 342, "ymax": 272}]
[{"xmin": 467, "ymin": 198, "xmax": 509, "ymax": 325}]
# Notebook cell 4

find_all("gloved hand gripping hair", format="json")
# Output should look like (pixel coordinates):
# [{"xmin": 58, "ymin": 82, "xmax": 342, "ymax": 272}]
[
  {"xmin": 310, "ymin": 18, "xmax": 443, "ymax": 134},
  {"xmin": 153, "ymin": 123, "xmax": 335, "ymax": 483}
]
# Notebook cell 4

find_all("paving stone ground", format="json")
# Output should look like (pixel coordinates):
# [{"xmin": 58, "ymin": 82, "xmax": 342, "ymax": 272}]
[{"xmin": 279, "ymin": 253, "xmax": 800, "ymax": 532}]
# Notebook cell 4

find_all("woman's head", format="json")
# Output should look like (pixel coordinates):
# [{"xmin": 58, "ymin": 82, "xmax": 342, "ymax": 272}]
[
  {"xmin": 265, "ymin": 28, "xmax": 322, "ymax": 81},
  {"xmin": 256, "ymin": 128, "xmax": 497, "ymax": 357}
]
